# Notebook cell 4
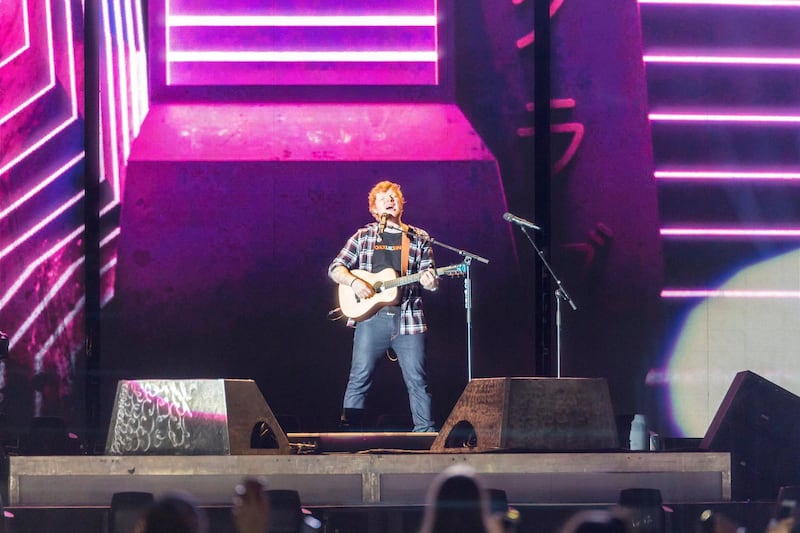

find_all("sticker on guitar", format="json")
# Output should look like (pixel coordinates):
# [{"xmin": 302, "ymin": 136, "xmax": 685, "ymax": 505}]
[{"xmin": 339, "ymin": 264, "xmax": 467, "ymax": 321}]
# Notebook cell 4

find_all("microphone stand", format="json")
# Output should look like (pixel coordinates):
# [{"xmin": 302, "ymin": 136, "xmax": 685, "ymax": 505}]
[
  {"xmin": 393, "ymin": 225, "xmax": 489, "ymax": 382},
  {"xmin": 517, "ymin": 226, "xmax": 577, "ymax": 378}
]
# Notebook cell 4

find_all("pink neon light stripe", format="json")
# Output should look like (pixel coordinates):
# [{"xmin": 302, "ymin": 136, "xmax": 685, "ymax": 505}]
[
  {"xmin": 25, "ymin": 234, "xmax": 120, "ymax": 374},
  {"xmin": 162, "ymin": 0, "xmax": 439, "ymax": 86},
  {"xmin": 0, "ymin": 226, "xmax": 83, "ymax": 310},
  {"xmin": 661, "ymin": 228, "xmax": 800, "ymax": 237},
  {"xmin": 0, "ymin": 116, "xmax": 78, "ymax": 177},
  {"xmin": 132, "ymin": 0, "xmax": 149, "ymax": 129},
  {"xmin": 100, "ymin": 227, "xmax": 121, "ymax": 248},
  {"xmin": 0, "ymin": 222, "xmax": 120, "ymax": 347},
  {"xmin": 433, "ymin": 0, "xmax": 439, "ymax": 84},
  {"xmin": 1, "ymin": 0, "xmax": 79, "ymax": 176},
  {"xmin": 101, "ymin": 257, "xmax": 119, "ymax": 308},
  {"xmin": 644, "ymin": 55, "xmax": 800, "ymax": 66},
  {"xmin": 125, "ymin": 0, "xmax": 148, "ymax": 133},
  {"xmin": 100, "ymin": 198, "xmax": 120, "ymax": 218},
  {"xmin": 0, "ymin": 192, "xmax": 84, "ymax": 263},
  {"xmin": 31, "ymin": 295, "xmax": 84, "ymax": 372},
  {"xmin": 22, "ymin": 237, "xmax": 118, "ymax": 369},
  {"xmin": 168, "ymin": 15, "xmax": 437, "ymax": 27},
  {"xmin": 101, "ymin": 0, "xmax": 122, "ymax": 202},
  {"xmin": 662, "ymin": 289, "xmax": 800, "ymax": 298},
  {"xmin": 113, "ymin": 0, "xmax": 131, "ymax": 161},
  {"xmin": 11, "ymin": 252, "xmax": 85, "ymax": 351},
  {"xmin": 639, "ymin": 0, "xmax": 800, "ymax": 5},
  {"xmin": 124, "ymin": 0, "xmax": 140, "ymax": 129},
  {"xmin": 0, "ymin": 0, "xmax": 31, "ymax": 69},
  {"xmin": 655, "ymin": 170, "xmax": 800, "ymax": 180},
  {"xmin": 64, "ymin": 0, "xmax": 78, "ymax": 120},
  {"xmin": 650, "ymin": 113, "xmax": 800, "ymax": 123},
  {"xmin": 168, "ymin": 51, "xmax": 438, "ymax": 63},
  {"xmin": 0, "ymin": 223, "xmax": 117, "ymax": 313},
  {"xmin": 0, "ymin": 44, "xmax": 30, "ymax": 70},
  {"xmin": 100, "ymin": 255, "xmax": 118, "ymax": 276},
  {"xmin": 165, "ymin": 0, "xmax": 172, "ymax": 85},
  {"xmin": 0, "ymin": 153, "xmax": 83, "ymax": 223},
  {"xmin": 0, "ymin": 0, "xmax": 55, "ymax": 128}
]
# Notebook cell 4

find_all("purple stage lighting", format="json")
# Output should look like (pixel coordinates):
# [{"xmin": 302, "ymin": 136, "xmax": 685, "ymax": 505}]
[
  {"xmin": 0, "ymin": 0, "xmax": 146, "ymax": 418},
  {"xmin": 159, "ymin": 0, "xmax": 440, "ymax": 86}
]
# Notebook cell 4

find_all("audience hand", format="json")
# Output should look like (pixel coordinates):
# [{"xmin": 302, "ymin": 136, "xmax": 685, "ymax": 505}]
[
  {"xmin": 766, "ymin": 517, "xmax": 796, "ymax": 533},
  {"xmin": 233, "ymin": 477, "xmax": 270, "ymax": 533}
]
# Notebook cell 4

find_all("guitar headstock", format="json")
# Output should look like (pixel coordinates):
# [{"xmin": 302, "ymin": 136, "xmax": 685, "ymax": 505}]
[{"xmin": 439, "ymin": 263, "xmax": 468, "ymax": 277}]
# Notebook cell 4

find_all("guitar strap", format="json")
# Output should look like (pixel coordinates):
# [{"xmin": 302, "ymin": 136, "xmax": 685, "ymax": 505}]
[{"xmin": 400, "ymin": 224, "xmax": 411, "ymax": 276}]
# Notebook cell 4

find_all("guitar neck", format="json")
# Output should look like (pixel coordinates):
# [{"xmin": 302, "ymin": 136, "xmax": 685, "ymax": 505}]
[
  {"xmin": 381, "ymin": 266, "xmax": 456, "ymax": 290},
  {"xmin": 381, "ymin": 271, "xmax": 425, "ymax": 291}
]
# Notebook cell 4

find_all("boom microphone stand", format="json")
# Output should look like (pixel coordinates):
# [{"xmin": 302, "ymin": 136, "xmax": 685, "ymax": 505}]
[
  {"xmin": 515, "ymin": 224, "xmax": 577, "ymax": 378},
  {"xmin": 393, "ymin": 224, "xmax": 489, "ymax": 381}
]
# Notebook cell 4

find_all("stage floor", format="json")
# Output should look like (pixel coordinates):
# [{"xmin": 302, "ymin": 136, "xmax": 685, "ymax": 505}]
[{"xmin": 6, "ymin": 433, "xmax": 731, "ymax": 508}]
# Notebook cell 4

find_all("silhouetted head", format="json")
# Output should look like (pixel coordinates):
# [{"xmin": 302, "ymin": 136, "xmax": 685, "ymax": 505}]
[
  {"xmin": 420, "ymin": 464, "xmax": 501, "ymax": 533},
  {"xmin": 135, "ymin": 492, "xmax": 208, "ymax": 533},
  {"xmin": 559, "ymin": 509, "xmax": 630, "ymax": 533}
]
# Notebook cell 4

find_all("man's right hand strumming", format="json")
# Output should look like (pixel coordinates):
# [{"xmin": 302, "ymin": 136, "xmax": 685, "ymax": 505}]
[
  {"xmin": 349, "ymin": 277, "xmax": 375, "ymax": 299},
  {"xmin": 332, "ymin": 265, "xmax": 375, "ymax": 299}
]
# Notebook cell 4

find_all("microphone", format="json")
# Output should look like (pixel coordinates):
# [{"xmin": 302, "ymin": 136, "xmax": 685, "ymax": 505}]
[
  {"xmin": 503, "ymin": 212, "xmax": 542, "ymax": 231},
  {"xmin": 377, "ymin": 214, "xmax": 388, "ymax": 242}
]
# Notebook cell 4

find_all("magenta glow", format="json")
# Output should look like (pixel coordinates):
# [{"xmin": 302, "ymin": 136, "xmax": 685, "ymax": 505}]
[
  {"xmin": 661, "ymin": 228, "xmax": 800, "ymax": 237},
  {"xmin": 655, "ymin": 170, "xmax": 800, "ymax": 180}
]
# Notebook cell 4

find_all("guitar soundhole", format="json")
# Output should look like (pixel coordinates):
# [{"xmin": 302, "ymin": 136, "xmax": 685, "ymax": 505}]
[{"xmin": 373, "ymin": 281, "xmax": 383, "ymax": 293}]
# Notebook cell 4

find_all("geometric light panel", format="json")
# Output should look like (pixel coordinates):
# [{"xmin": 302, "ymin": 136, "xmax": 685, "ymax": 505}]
[
  {"xmin": 0, "ymin": 0, "xmax": 84, "ymax": 418},
  {"xmin": 0, "ymin": 0, "xmax": 147, "ymax": 420},
  {"xmin": 0, "ymin": 0, "xmax": 32, "ymax": 69},
  {"xmin": 162, "ymin": 0, "xmax": 439, "ymax": 86},
  {"xmin": 639, "ymin": 0, "xmax": 800, "ymax": 437}
]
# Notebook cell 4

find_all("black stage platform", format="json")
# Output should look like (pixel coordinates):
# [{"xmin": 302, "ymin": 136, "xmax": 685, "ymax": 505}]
[{"xmin": 0, "ymin": 431, "xmax": 766, "ymax": 532}]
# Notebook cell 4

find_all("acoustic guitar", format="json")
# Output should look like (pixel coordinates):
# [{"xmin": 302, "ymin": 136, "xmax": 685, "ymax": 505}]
[{"xmin": 339, "ymin": 264, "xmax": 466, "ymax": 321}]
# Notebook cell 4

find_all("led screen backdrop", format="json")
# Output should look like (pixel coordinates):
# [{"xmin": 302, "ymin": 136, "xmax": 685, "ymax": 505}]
[
  {"xmin": 160, "ymin": 0, "xmax": 440, "ymax": 86},
  {"xmin": 0, "ymin": 0, "xmax": 145, "ymax": 434},
  {"xmin": 639, "ymin": 0, "xmax": 800, "ymax": 437},
  {"xmin": 0, "ymin": 0, "xmax": 86, "ymax": 429}
]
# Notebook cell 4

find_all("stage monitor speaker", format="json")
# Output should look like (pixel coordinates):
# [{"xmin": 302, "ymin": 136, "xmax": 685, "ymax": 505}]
[
  {"xmin": 105, "ymin": 379, "xmax": 291, "ymax": 455},
  {"xmin": 701, "ymin": 370, "xmax": 800, "ymax": 501},
  {"xmin": 430, "ymin": 377, "xmax": 619, "ymax": 452}
]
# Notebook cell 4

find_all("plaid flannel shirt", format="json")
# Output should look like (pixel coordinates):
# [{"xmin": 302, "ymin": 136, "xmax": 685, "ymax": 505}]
[{"xmin": 329, "ymin": 222, "xmax": 435, "ymax": 334}]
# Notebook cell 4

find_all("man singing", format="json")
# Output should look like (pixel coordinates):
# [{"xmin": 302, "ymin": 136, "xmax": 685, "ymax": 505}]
[{"xmin": 328, "ymin": 180, "xmax": 439, "ymax": 432}]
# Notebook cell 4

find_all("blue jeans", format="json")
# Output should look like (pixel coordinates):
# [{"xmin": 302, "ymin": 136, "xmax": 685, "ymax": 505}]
[{"xmin": 342, "ymin": 307, "xmax": 435, "ymax": 432}]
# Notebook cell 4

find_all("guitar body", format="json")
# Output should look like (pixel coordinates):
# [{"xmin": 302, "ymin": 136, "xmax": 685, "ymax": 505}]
[
  {"xmin": 337, "ymin": 263, "xmax": 465, "ymax": 322},
  {"xmin": 338, "ymin": 268, "xmax": 401, "ymax": 321}
]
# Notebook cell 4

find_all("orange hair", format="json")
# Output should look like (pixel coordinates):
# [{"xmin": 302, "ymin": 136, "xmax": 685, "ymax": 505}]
[{"xmin": 368, "ymin": 180, "xmax": 404, "ymax": 217}]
